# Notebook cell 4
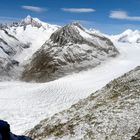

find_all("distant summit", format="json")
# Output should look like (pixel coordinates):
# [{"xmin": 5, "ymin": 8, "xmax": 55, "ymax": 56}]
[
  {"xmin": 110, "ymin": 29, "xmax": 140, "ymax": 43},
  {"xmin": 20, "ymin": 15, "xmax": 43, "ymax": 28}
]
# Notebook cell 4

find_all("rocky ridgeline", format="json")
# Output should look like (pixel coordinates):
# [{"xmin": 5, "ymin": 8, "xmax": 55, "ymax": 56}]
[
  {"xmin": 22, "ymin": 22, "xmax": 118, "ymax": 82},
  {"xmin": 27, "ymin": 66, "xmax": 140, "ymax": 140}
]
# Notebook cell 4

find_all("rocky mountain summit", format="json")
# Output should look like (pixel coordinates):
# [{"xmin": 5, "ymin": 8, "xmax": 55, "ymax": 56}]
[
  {"xmin": 22, "ymin": 22, "xmax": 118, "ymax": 82},
  {"xmin": 27, "ymin": 66, "xmax": 140, "ymax": 140}
]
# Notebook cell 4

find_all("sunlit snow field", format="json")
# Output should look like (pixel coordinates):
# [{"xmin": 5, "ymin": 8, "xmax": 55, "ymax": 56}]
[{"xmin": 0, "ymin": 42, "xmax": 140, "ymax": 134}]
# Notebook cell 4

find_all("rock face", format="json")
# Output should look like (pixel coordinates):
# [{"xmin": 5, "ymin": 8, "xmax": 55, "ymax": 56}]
[
  {"xmin": 27, "ymin": 66, "xmax": 140, "ymax": 140},
  {"xmin": 131, "ymin": 128, "xmax": 140, "ymax": 140},
  {"xmin": 0, "ymin": 120, "xmax": 32, "ymax": 140},
  {"xmin": 22, "ymin": 22, "xmax": 118, "ymax": 82},
  {"xmin": 0, "ymin": 28, "xmax": 26, "ymax": 80}
]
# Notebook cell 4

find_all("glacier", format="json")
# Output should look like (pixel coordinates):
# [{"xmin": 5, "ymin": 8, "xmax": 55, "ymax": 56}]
[{"xmin": 0, "ymin": 41, "xmax": 140, "ymax": 134}]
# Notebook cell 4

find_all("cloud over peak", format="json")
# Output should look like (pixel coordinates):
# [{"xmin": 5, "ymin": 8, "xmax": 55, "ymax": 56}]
[
  {"xmin": 61, "ymin": 8, "xmax": 95, "ymax": 13},
  {"xmin": 110, "ymin": 10, "xmax": 140, "ymax": 21},
  {"xmin": 22, "ymin": 6, "xmax": 47, "ymax": 13}
]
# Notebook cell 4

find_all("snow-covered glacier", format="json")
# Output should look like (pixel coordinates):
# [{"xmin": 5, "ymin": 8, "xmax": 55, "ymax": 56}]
[{"xmin": 0, "ymin": 41, "xmax": 140, "ymax": 134}]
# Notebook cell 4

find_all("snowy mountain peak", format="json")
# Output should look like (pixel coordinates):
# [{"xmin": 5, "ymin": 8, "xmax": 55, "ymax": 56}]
[
  {"xmin": 122, "ymin": 29, "xmax": 140, "ymax": 36},
  {"xmin": 18, "ymin": 16, "xmax": 60, "ymax": 30},
  {"xmin": 20, "ymin": 15, "xmax": 43, "ymax": 28},
  {"xmin": 21, "ymin": 15, "xmax": 45, "ymax": 25},
  {"xmin": 70, "ymin": 22, "xmax": 84, "ymax": 29},
  {"xmin": 122, "ymin": 29, "xmax": 133, "ymax": 34},
  {"xmin": 22, "ymin": 22, "xmax": 118, "ymax": 82},
  {"xmin": 110, "ymin": 29, "xmax": 140, "ymax": 44},
  {"xmin": 49, "ymin": 22, "xmax": 85, "ymax": 46},
  {"xmin": 22, "ymin": 15, "xmax": 33, "ymax": 22}
]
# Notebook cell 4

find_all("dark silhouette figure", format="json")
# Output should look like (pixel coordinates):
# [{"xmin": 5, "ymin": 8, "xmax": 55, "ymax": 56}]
[{"xmin": 0, "ymin": 120, "xmax": 32, "ymax": 140}]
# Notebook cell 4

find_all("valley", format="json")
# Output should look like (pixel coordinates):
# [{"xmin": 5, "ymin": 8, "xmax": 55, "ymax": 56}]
[{"xmin": 0, "ymin": 41, "xmax": 139, "ymax": 135}]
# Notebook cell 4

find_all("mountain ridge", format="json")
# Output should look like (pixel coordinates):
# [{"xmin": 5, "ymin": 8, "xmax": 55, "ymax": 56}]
[
  {"xmin": 0, "ymin": 16, "xmax": 59, "ymax": 80},
  {"xmin": 22, "ymin": 22, "xmax": 119, "ymax": 82},
  {"xmin": 27, "ymin": 66, "xmax": 140, "ymax": 140}
]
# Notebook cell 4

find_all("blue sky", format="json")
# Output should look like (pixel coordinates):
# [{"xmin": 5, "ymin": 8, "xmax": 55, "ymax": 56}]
[{"xmin": 0, "ymin": 0, "xmax": 140, "ymax": 34}]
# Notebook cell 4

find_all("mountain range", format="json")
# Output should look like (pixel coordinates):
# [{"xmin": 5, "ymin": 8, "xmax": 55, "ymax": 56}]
[
  {"xmin": 0, "ymin": 16, "xmax": 140, "ymax": 140},
  {"xmin": 0, "ymin": 16, "xmax": 59, "ymax": 80},
  {"xmin": 0, "ymin": 16, "xmax": 119, "ymax": 82}
]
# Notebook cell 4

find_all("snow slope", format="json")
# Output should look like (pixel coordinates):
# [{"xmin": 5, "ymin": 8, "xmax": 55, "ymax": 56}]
[
  {"xmin": 6, "ymin": 15, "xmax": 59, "ymax": 63},
  {"xmin": 0, "ymin": 29, "xmax": 26, "ymax": 80},
  {"xmin": 0, "ymin": 42, "xmax": 140, "ymax": 134},
  {"xmin": 110, "ymin": 29, "xmax": 140, "ymax": 44}
]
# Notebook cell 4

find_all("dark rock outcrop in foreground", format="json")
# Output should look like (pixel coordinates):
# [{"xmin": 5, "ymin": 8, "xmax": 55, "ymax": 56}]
[
  {"xmin": 131, "ymin": 128, "xmax": 140, "ymax": 140},
  {"xmin": 27, "ymin": 66, "xmax": 140, "ymax": 140},
  {"xmin": 22, "ymin": 23, "xmax": 118, "ymax": 82},
  {"xmin": 0, "ymin": 120, "xmax": 32, "ymax": 140}
]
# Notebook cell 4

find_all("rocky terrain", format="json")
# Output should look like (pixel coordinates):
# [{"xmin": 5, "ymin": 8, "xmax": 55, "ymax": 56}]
[
  {"xmin": 0, "ymin": 16, "xmax": 139, "ymax": 140},
  {"xmin": 27, "ymin": 66, "xmax": 140, "ymax": 140},
  {"xmin": 0, "ymin": 27, "xmax": 27, "ymax": 80},
  {"xmin": 0, "ymin": 16, "xmax": 118, "ymax": 82},
  {"xmin": 0, "ymin": 16, "xmax": 59, "ymax": 80},
  {"xmin": 22, "ymin": 22, "xmax": 118, "ymax": 82},
  {"xmin": 131, "ymin": 128, "xmax": 140, "ymax": 140}
]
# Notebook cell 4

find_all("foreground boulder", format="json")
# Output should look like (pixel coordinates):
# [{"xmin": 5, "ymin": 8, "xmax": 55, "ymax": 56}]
[
  {"xmin": 0, "ymin": 120, "xmax": 32, "ymax": 140},
  {"xmin": 27, "ymin": 66, "xmax": 140, "ymax": 140}
]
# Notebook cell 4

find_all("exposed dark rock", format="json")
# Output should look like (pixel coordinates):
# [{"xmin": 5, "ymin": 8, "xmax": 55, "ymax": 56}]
[
  {"xmin": 2, "ymin": 29, "xmax": 19, "ymax": 41},
  {"xmin": 0, "ymin": 120, "xmax": 32, "ymax": 140},
  {"xmin": 131, "ymin": 128, "xmax": 140, "ymax": 140},
  {"xmin": 50, "ymin": 23, "xmax": 86, "ymax": 46},
  {"xmin": 11, "ymin": 60, "xmax": 19, "ymax": 66}
]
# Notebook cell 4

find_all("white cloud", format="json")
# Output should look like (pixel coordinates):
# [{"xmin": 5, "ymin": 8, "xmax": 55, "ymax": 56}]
[
  {"xmin": 61, "ymin": 8, "xmax": 95, "ymax": 13},
  {"xmin": 110, "ymin": 10, "xmax": 140, "ymax": 21},
  {"xmin": 22, "ymin": 6, "xmax": 47, "ymax": 13}
]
